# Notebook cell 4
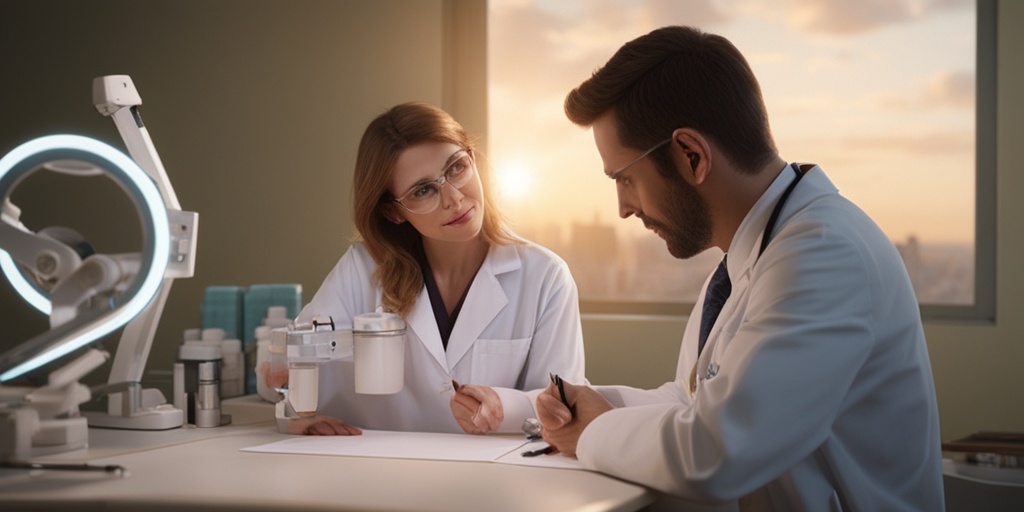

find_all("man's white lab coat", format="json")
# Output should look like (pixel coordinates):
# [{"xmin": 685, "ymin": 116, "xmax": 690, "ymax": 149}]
[{"xmin": 578, "ymin": 165, "xmax": 944, "ymax": 511}]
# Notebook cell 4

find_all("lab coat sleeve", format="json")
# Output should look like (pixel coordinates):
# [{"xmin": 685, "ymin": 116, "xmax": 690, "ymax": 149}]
[
  {"xmin": 594, "ymin": 381, "xmax": 692, "ymax": 408},
  {"xmin": 493, "ymin": 247, "xmax": 586, "ymax": 433},
  {"xmin": 491, "ymin": 386, "xmax": 542, "ymax": 434},
  {"xmin": 576, "ymin": 220, "xmax": 879, "ymax": 501}
]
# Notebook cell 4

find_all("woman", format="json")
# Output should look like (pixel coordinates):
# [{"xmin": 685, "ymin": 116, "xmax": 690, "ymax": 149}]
[{"xmin": 263, "ymin": 102, "xmax": 585, "ymax": 435}]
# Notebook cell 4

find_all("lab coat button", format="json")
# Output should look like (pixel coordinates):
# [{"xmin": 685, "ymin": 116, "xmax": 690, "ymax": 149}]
[{"xmin": 705, "ymin": 363, "xmax": 719, "ymax": 380}]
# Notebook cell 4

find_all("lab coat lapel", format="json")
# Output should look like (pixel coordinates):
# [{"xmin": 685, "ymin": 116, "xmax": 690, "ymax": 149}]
[
  {"xmin": 444, "ymin": 246, "xmax": 515, "ymax": 369},
  {"xmin": 406, "ymin": 287, "xmax": 449, "ymax": 370},
  {"xmin": 700, "ymin": 165, "xmax": 836, "ymax": 368}
]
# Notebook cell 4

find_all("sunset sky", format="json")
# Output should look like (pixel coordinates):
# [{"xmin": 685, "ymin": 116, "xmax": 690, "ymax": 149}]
[{"xmin": 488, "ymin": 0, "xmax": 976, "ymax": 246}]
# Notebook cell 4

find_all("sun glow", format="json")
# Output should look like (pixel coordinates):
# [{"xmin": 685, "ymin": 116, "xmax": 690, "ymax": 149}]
[{"xmin": 494, "ymin": 159, "xmax": 534, "ymax": 200}]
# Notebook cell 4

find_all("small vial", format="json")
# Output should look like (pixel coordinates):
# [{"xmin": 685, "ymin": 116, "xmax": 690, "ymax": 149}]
[{"xmin": 288, "ymin": 363, "xmax": 319, "ymax": 417}]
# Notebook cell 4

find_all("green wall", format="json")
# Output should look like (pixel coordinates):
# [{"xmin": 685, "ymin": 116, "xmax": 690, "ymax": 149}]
[
  {"xmin": 1, "ymin": 0, "xmax": 1021, "ymax": 443},
  {"xmin": 0, "ymin": 0, "xmax": 464, "ymax": 387}
]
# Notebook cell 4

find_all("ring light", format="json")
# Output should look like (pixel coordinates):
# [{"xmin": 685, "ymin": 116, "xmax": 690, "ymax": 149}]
[{"xmin": 0, "ymin": 134, "xmax": 169, "ymax": 381}]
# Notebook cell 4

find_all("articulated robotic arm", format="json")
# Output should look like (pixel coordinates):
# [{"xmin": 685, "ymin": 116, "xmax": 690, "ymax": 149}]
[{"xmin": 0, "ymin": 75, "xmax": 198, "ymax": 461}]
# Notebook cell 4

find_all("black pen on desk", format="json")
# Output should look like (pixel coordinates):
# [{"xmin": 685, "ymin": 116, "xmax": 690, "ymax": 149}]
[
  {"xmin": 521, "ymin": 445, "xmax": 557, "ymax": 457},
  {"xmin": 0, "ymin": 460, "xmax": 126, "ymax": 474}
]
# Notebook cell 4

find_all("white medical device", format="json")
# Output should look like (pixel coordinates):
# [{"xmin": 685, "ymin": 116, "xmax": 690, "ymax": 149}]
[
  {"xmin": 0, "ymin": 75, "xmax": 198, "ymax": 460},
  {"xmin": 273, "ymin": 313, "xmax": 405, "ymax": 423},
  {"xmin": 276, "ymin": 319, "xmax": 353, "ymax": 419}
]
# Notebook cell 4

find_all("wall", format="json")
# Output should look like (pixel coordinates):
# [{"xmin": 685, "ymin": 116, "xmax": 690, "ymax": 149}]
[{"xmin": 0, "ymin": 0, "xmax": 468, "ymax": 388}]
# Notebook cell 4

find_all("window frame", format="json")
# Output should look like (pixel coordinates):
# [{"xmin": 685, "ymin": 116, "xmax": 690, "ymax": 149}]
[
  {"xmin": 481, "ymin": 0, "xmax": 996, "ymax": 323},
  {"xmin": 917, "ymin": 0, "xmax": 996, "ymax": 323}
]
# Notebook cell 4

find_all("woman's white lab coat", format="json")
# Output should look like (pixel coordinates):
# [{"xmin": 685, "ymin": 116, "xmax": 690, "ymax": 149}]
[
  {"xmin": 293, "ymin": 241, "xmax": 584, "ymax": 434},
  {"xmin": 575, "ymin": 166, "xmax": 944, "ymax": 511}
]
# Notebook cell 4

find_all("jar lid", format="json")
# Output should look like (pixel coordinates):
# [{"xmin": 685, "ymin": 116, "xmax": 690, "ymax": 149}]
[{"xmin": 353, "ymin": 312, "xmax": 405, "ymax": 332}]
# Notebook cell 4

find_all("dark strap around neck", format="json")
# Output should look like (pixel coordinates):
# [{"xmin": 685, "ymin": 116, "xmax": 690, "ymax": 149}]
[{"xmin": 758, "ymin": 163, "xmax": 805, "ymax": 257}]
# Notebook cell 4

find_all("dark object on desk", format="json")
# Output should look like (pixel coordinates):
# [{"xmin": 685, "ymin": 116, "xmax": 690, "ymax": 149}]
[
  {"xmin": 0, "ymin": 460, "xmax": 127, "ymax": 475},
  {"xmin": 522, "ymin": 445, "xmax": 557, "ymax": 457},
  {"xmin": 943, "ymin": 431, "xmax": 1024, "ymax": 468},
  {"xmin": 943, "ymin": 432, "xmax": 1024, "ymax": 512}
]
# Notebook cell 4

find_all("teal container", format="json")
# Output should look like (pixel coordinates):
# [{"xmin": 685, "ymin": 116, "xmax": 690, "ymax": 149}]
[
  {"xmin": 243, "ymin": 284, "xmax": 302, "ymax": 343},
  {"xmin": 201, "ymin": 286, "xmax": 246, "ymax": 340}
]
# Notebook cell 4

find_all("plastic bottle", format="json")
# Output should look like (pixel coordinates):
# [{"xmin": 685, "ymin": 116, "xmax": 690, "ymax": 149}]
[{"xmin": 219, "ymin": 335, "xmax": 244, "ymax": 399}]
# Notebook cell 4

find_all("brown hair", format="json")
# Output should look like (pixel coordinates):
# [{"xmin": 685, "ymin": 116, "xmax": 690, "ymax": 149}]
[
  {"xmin": 353, "ymin": 102, "xmax": 517, "ymax": 317},
  {"xmin": 564, "ymin": 25, "xmax": 777, "ymax": 174}
]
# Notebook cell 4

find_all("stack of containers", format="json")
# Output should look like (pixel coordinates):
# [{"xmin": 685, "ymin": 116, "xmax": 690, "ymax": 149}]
[
  {"xmin": 174, "ymin": 328, "xmax": 227, "ymax": 427},
  {"xmin": 200, "ymin": 284, "xmax": 302, "ymax": 395},
  {"xmin": 200, "ymin": 286, "xmax": 245, "ymax": 340}
]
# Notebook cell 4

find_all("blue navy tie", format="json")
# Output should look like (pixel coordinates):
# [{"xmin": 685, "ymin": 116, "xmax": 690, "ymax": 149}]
[{"xmin": 698, "ymin": 257, "xmax": 731, "ymax": 357}]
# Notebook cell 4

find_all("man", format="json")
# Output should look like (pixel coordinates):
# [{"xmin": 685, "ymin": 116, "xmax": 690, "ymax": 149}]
[{"xmin": 535, "ymin": 26, "xmax": 944, "ymax": 510}]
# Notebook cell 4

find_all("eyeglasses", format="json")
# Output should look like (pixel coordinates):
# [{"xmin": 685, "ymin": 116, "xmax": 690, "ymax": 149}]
[
  {"xmin": 392, "ymin": 149, "xmax": 476, "ymax": 214},
  {"xmin": 607, "ymin": 138, "xmax": 672, "ymax": 180}
]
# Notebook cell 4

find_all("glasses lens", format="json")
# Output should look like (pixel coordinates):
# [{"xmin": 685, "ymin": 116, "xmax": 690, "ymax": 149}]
[
  {"xmin": 446, "ymin": 153, "xmax": 474, "ymax": 188},
  {"xmin": 396, "ymin": 151, "xmax": 474, "ymax": 214},
  {"xmin": 402, "ymin": 184, "xmax": 440, "ymax": 213}
]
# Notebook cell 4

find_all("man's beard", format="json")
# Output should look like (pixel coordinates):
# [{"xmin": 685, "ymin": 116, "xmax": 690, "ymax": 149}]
[{"xmin": 641, "ymin": 168, "xmax": 712, "ymax": 259}]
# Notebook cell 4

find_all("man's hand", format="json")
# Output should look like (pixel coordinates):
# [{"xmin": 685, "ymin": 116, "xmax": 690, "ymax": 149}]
[
  {"xmin": 450, "ymin": 382, "xmax": 504, "ymax": 434},
  {"xmin": 535, "ymin": 380, "xmax": 614, "ymax": 457},
  {"xmin": 286, "ymin": 415, "xmax": 363, "ymax": 436}
]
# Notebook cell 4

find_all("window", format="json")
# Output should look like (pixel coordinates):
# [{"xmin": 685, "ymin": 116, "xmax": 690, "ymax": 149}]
[{"xmin": 488, "ymin": 0, "xmax": 994, "ymax": 320}]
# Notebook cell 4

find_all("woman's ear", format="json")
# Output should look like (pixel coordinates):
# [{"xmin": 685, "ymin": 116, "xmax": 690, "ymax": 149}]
[{"xmin": 381, "ymin": 204, "xmax": 406, "ymax": 224}]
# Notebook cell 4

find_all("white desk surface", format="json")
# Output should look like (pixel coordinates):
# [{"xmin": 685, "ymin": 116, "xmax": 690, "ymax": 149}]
[{"xmin": 0, "ymin": 396, "xmax": 654, "ymax": 512}]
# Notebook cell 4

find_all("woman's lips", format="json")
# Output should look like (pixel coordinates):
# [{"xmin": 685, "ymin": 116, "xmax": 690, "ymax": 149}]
[{"xmin": 444, "ymin": 207, "xmax": 473, "ymax": 226}]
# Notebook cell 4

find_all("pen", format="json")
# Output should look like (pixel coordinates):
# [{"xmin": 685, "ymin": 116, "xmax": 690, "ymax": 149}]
[
  {"xmin": 521, "ymin": 445, "xmax": 557, "ymax": 457},
  {"xmin": 0, "ymin": 460, "xmax": 126, "ymax": 474},
  {"xmin": 521, "ymin": 374, "xmax": 573, "ymax": 457},
  {"xmin": 550, "ymin": 373, "xmax": 572, "ymax": 411}
]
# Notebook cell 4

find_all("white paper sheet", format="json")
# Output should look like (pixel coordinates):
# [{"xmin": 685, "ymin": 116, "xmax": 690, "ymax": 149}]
[
  {"xmin": 495, "ymin": 439, "xmax": 587, "ymax": 470},
  {"xmin": 241, "ymin": 429, "xmax": 528, "ymax": 462},
  {"xmin": 241, "ymin": 430, "xmax": 587, "ymax": 471}
]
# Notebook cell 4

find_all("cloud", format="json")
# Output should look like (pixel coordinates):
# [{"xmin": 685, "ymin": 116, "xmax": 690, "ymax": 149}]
[
  {"xmin": 786, "ymin": 0, "xmax": 972, "ymax": 36},
  {"xmin": 869, "ymin": 69, "xmax": 974, "ymax": 110},
  {"xmin": 839, "ymin": 130, "xmax": 973, "ymax": 156},
  {"xmin": 923, "ymin": 70, "xmax": 974, "ymax": 108},
  {"xmin": 787, "ymin": 0, "xmax": 922, "ymax": 35},
  {"xmin": 489, "ymin": 0, "xmax": 734, "ymax": 96}
]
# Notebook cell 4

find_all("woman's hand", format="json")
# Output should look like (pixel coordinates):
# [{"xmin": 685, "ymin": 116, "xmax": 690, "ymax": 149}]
[
  {"xmin": 258, "ymin": 361, "xmax": 290, "ymax": 392},
  {"xmin": 450, "ymin": 382, "xmax": 504, "ymax": 434},
  {"xmin": 285, "ymin": 415, "xmax": 363, "ymax": 436}
]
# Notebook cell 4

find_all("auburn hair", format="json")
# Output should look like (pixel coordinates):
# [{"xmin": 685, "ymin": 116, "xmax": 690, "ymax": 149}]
[{"xmin": 352, "ymin": 102, "xmax": 518, "ymax": 317}]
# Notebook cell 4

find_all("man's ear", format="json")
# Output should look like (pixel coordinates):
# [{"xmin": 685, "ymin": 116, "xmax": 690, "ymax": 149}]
[{"xmin": 672, "ymin": 128, "xmax": 711, "ymax": 185}]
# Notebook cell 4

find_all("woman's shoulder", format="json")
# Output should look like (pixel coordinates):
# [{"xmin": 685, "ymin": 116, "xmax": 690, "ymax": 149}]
[
  {"xmin": 325, "ymin": 242, "xmax": 377, "ymax": 278},
  {"xmin": 495, "ymin": 238, "xmax": 571, "ymax": 273},
  {"xmin": 339, "ymin": 241, "xmax": 373, "ymax": 263}
]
